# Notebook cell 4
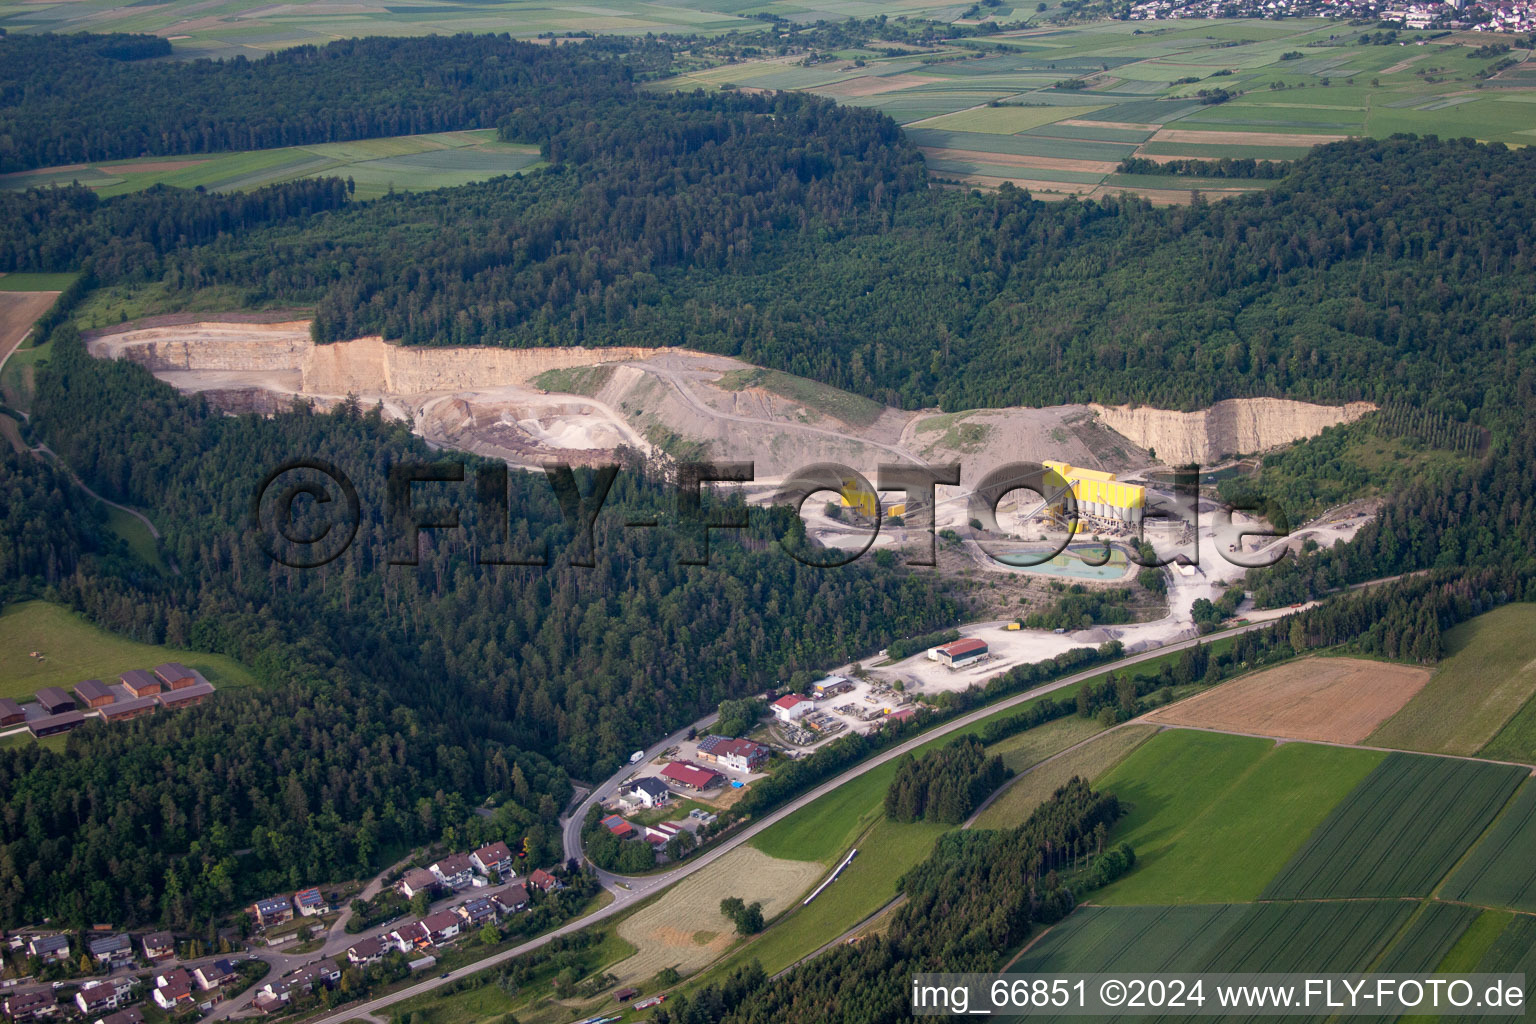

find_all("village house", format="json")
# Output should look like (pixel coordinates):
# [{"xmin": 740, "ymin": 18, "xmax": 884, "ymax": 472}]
[
  {"xmin": 490, "ymin": 884, "xmax": 529, "ymax": 914},
  {"xmin": 74, "ymin": 978, "xmax": 132, "ymax": 1017},
  {"xmin": 0, "ymin": 698, "xmax": 24, "ymax": 726},
  {"xmin": 251, "ymin": 895, "xmax": 293, "ymax": 928},
  {"xmin": 344, "ymin": 936, "xmax": 388, "ymax": 967},
  {"xmin": 456, "ymin": 896, "xmax": 497, "ymax": 928},
  {"xmin": 470, "ymin": 841, "xmax": 514, "ymax": 878},
  {"xmin": 3, "ymin": 991, "xmax": 57, "ymax": 1023},
  {"xmin": 151, "ymin": 968, "xmax": 195, "ymax": 1011},
  {"xmin": 418, "ymin": 910, "xmax": 462, "ymax": 946},
  {"xmin": 26, "ymin": 934, "xmax": 69, "ymax": 964},
  {"xmin": 696, "ymin": 735, "xmax": 769, "ymax": 773},
  {"xmin": 428, "ymin": 853, "xmax": 478, "ymax": 890},
  {"xmin": 397, "ymin": 867, "xmax": 438, "ymax": 899},
  {"xmin": 252, "ymin": 960, "xmax": 340, "ymax": 1013},
  {"xmin": 140, "ymin": 932, "xmax": 173, "ymax": 962},
  {"xmin": 529, "ymin": 868, "xmax": 564, "ymax": 893},
  {"xmin": 94, "ymin": 1007, "xmax": 143, "ymax": 1024},
  {"xmin": 193, "ymin": 959, "xmax": 238, "ymax": 992},
  {"xmin": 86, "ymin": 933, "xmax": 133, "ymax": 967},
  {"xmin": 293, "ymin": 887, "xmax": 328, "ymax": 917},
  {"xmin": 618, "ymin": 777, "xmax": 671, "ymax": 811}
]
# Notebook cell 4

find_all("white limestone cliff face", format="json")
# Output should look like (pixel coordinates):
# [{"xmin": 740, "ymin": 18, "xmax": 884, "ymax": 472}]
[{"xmin": 1090, "ymin": 398, "xmax": 1377, "ymax": 464}]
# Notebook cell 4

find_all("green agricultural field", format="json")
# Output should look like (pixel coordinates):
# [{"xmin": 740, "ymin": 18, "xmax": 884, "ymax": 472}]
[
  {"xmin": 1020, "ymin": 900, "xmax": 1416, "ymax": 979},
  {"xmin": 748, "ymin": 759, "xmax": 899, "ymax": 865},
  {"xmin": 1442, "ymin": 781, "xmax": 1536, "ymax": 912},
  {"xmin": 1015, "ymin": 903, "xmax": 1247, "ymax": 974},
  {"xmin": 1369, "ymin": 604, "xmax": 1536, "ymax": 757},
  {"xmin": 1262, "ymin": 753, "xmax": 1527, "ymax": 900},
  {"xmin": 1376, "ymin": 902, "xmax": 1483, "ymax": 972},
  {"xmin": 0, "ymin": 131, "xmax": 543, "ymax": 201},
  {"xmin": 985, "ymin": 713, "xmax": 1108, "ymax": 772},
  {"xmin": 1093, "ymin": 731, "xmax": 1382, "ymax": 905},
  {"xmin": 0, "ymin": 273, "xmax": 78, "ymax": 292},
  {"xmin": 0, "ymin": 600, "xmax": 257, "ymax": 701},
  {"xmin": 1210, "ymin": 899, "xmax": 1416, "ymax": 973},
  {"xmin": 919, "ymin": 104, "xmax": 1109, "ymax": 133}
]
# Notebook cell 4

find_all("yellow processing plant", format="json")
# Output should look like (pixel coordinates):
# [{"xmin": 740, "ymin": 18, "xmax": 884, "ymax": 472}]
[{"xmin": 1041, "ymin": 460, "xmax": 1146, "ymax": 526}]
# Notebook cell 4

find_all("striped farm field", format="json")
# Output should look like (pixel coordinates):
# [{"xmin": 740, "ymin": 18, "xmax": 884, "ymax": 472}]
[
  {"xmin": 1092, "ymin": 730, "xmax": 1382, "ymax": 905},
  {"xmin": 1208, "ymin": 900, "xmax": 1415, "ymax": 973},
  {"xmin": 1261, "ymin": 753, "xmax": 1528, "ymax": 900},
  {"xmin": 1014, "ymin": 904, "xmax": 1246, "ymax": 975},
  {"xmin": 918, "ymin": 104, "xmax": 1107, "ymax": 134},
  {"xmin": 1442, "ymin": 781, "xmax": 1536, "ymax": 912},
  {"xmin": 1376, "ymin": 902, "xmax": 1484, "ymax": 972}
]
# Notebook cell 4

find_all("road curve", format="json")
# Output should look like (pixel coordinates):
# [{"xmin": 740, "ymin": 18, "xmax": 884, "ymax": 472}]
[{"xmin": 303, "ymin": 616, "xmax": 1298, "ymax": 1024}]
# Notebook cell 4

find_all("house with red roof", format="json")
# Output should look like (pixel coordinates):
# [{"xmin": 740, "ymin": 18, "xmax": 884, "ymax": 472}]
[{"xmin": 770, "ymin": 694, "xmax": 813, "ymax": 722}]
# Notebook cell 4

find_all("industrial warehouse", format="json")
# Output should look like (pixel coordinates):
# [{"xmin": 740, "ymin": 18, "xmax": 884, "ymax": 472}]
[{"xmin": 1041, "ymin": 461, "xmax": 1146, "ymax": 528}]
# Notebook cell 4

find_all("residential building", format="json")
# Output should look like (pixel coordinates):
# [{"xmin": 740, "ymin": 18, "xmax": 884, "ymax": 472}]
[
  {"xmin": 529, "ymin": 868, "xmax": 564, "ymax": 893},
  {"xmin": 141, "ymin": 932, "xmax": 174, "ymax": 961},
  {"xmin": 934, "ymin": 637, "xmax": 988, "ymax": 668},
  {"xmin": 34, "ymin": 687, "xmax": 75, "ymax": 715},
  {"xmin": 345, "ymin": 936, "xmax": 388, "ymax": 967},
  {"xmin": 660, "ymin": 760, "xmax": 723, "ymax": 791},
  {"xmin": 470, "ymin": 841, "xmax": 513, "ymax": 878},
  {"xmin": 770, "ymin": 694, "xmax": 813, "ymax": 722},
  {"xmin": 156, "ymin": 682, "xmax": 214, "ymax": 710},
  {"xmin": 0, "ymin": 698, "xmax": 23, "ymax": 726},
  {"xmin": 252, "ymin": 895, "xmax": 293, "ymax": 928},
  {"xmin": 153, "ymin": 664, "xmax": 198, "ymax": 690},
  {"xmin": 99, "ymin": 697, "xmax": 157, "ymax": 723},
  {"xmin": 696, "ymin": 735, "xmax": 768, "ymax": 773},
  {"xmin": 419, "ymin": 910, "xmax": 462, "ymax": 946},
  {"xmin": 119, "ymin": 671, "xmax": 161, "ymax": 698},
  {"xmin": 27, "ymin": 711, "xmax": 84, "ymax": 738},
  {"xmin": 194, "ymin": 960, "xmax": 238, "ymax": 991},
  {"xmin": 74, "ymin": 679, "xmax": 115, "ymax": 708},
  {"xmin": 86, "ymin": 932, "xmax": 133, "ymax": 966},
  {"xmin": 397, "ymin": 867, "xmax": 438, "ymax": 899},
  {"xmin": 429, "ymin": 853, "xmax": 477, "ymax": 890},
  {"xmin": 620, "ymin": 777, "xmax": 670, "ymax": 810},
  {"xmin": 293, "ymin": 887, "xmax": 327, "ymax": 917},
  {"xmin": 490, "ymin": 884, "xmax": 528, "ymax": 914},
  {"xmin": 646, "ymin": 821, "xmax": 685, "ymax": 844},
  {"xmin": 152, "ymin": 969, "xmax": 195, "ymax": 1011},
  {"xmin": 26, "ymin": 934, "xmax": 69, "ymax": 963},
  {"xmin": 456, "ymin": 897, "xmax": 496, "ymax": 928},
  {"xmin": 95, "ymin": 1007, "xmax": 144, "ymax": 1024},
  {"xmin": 253, "ymin": 960, "xmax": 340, "ymax": 1012},
  {"xmin": 75, "ymin": 978, "xmax": 132, "ymax": 1016},
  {"xmin": 3, "ymin": 991, "xmax": 57, "ymax": 1022}
]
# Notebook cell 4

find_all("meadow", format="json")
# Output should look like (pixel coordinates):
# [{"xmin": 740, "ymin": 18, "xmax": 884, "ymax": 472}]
[
  {"xmin": 0, "ymin": 600, "xmax": 257, "ymax": 701},
  {"xmin": 1369, "ymin": 603, "xmax": 1536, "ymax": 758},
  {"xmin": 1261, "ymin": 753, "xmax": 1527, "ymax": 900},
  {"xmin": 0, "ymin": 131, "xmax": 543, "ymax": 201}
]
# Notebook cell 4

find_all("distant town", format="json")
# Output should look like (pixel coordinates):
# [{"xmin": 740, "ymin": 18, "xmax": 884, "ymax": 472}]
[{"xmin": 1123, "ymin": 0, "xmax": 1535, "ymax": 31}]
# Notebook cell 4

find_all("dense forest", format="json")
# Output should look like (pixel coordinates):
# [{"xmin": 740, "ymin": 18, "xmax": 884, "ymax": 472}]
[
  {"xmin": 884, "ymin": 735, "xmax": 1007, "ymax": 824},
  {"xmin": 0, "ymin": 325, "xmax": 960, "ymax": 930},
  {"xmin": 7, "ymin": 29, "xmax": 1536, "ymax": 944},
  {"xmin": 0, "ymin": 33, "xmax": 665, "ymax": 172}
]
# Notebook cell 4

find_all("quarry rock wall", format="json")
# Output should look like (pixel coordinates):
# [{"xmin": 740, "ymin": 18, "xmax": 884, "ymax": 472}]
[{"xmin": 1090, "ymin": 398, "xmax": 1377, "ymax": 464}]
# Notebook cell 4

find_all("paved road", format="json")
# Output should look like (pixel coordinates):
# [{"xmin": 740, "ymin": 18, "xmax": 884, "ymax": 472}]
[{"xmin": 294, "ymin": 616, "xmax": 1302, "ymax": 1024}]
